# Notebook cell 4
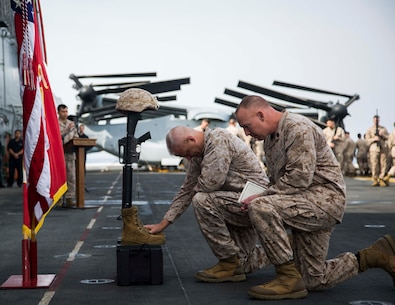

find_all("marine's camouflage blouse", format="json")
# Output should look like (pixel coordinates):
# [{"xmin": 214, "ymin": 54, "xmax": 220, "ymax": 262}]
[
  {"xmin": 164, "ymin": 128, "xmax": 269, "ymax": 223},
  {"xmin": 322, "ymin": 125, "xmax": 345, "ymax": 153},
  {"xmin": 263, "ymin": 112, "xmax": 346, "ymax": 223},
  {"xmin": 58, "ymin": 118, "xmax": 79, "ymax": 156},
  {"xmin": 365, "ymin": 124, "xmax": 389, "ymax": 153}
]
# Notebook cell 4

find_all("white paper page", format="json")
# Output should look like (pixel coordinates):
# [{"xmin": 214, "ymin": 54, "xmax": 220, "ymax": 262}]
[{"xmin": 238, "ymin": 181, "xmax": 266, "ymax": 203}]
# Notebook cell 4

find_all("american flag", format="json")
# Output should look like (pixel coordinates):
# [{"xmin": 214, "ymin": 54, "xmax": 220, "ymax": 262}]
[{"xmin": 11, "ymin": 0, "xmax": 67, "ymax": 237}]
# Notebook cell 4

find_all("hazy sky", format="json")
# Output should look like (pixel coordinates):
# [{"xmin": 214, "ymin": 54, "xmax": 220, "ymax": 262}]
[{"xmin": 40, "ymin": 0, "xmax": 395, "ymax": 138}]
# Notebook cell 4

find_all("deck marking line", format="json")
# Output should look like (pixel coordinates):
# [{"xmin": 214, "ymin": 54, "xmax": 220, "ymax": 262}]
[
  {"xmin": 163, "ymin": 245, "xmax": 192, "ymax": 305},
  {"xmin": 67, "ymin": 241, "xmax": 84, "ymax": 262},
  {"xmin": 38, "ymin": 291, "xmax": 55, "ymax": 305},
  {"xmin": 38, "ymin": 171, "xmax": 121, "ymax": 305},
  {"xmin": 87, "ymin": 219, "xmax": 96, "ymax": 229}
]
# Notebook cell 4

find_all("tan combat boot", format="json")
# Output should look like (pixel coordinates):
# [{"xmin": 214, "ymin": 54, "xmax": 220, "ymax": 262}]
[
  {"xmin": 371, "ymin": 178, "xmax": 380, "ymax": 187},
  {"xmin": 379, "ymin": 178, "xmax": 388, "ymax": 187},
  {"xmin": 121, "ymin": 206, "xmax": 165, "ymax": 245},
  {"xmin": 195, "ymin": 255, "xmax": 246, "ymax": 283},
  {"xmin": 358, "ymin": 234, "xmax": 395, "ymax": 286},
  {"xmin": 248, "ymin": 261, "xmax": 308, "ymax": 300},
  {"xmin": 382, "ymin": 175, "xmax": 391, "ymax": 186}
]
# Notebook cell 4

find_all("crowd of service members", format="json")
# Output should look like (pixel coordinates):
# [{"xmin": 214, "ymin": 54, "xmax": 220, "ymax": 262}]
[
  {"xmin": 322, "ymin": 115, "xmax": 395, "ymax": 187},
  {"xmin": 226, "ymin": 115, "xmax": 395, "ymax": 187},
  {"xmin": 1, "ymin": 114, "xmax": 394, "ymax": 188}
]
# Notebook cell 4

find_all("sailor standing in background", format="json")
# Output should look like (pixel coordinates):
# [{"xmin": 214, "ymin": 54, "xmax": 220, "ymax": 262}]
[
  {"xmin": 322, "ymin": 118, "xmax": 345, "ymax": 171},
  {"xmin": 7, "ymin": 129, "xmax": 23, "ymax": 187},
  {"xmin": 342, "ymin": 132, "xmax": 356, "ymax": 176},
  {"xmin": 387, "ymin": 122, "xmax": 395, "ymax": 177},
  {"xmin": 365, "ymin": 115, "xmax": 390, "ymax": 186},
  {"xmin": 355, "ymin": 133, "xmax": 369, "ymax": 176},
  {"xmin": 193, "ymin": 118, "xmax": 210, "ymax": 131}
]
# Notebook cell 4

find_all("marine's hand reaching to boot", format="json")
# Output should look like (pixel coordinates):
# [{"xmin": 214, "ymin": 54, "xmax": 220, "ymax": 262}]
[{"xmin": 145, "ymin": 219, "xmax": 171, "ymax": 234}]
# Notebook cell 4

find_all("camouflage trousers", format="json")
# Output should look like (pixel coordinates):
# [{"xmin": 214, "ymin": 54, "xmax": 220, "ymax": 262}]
[
  {"xmin": 65, "ymin": 155, "xmax": 76, "ymax": 199},
  {"xmin": 249, "ymin": 194, "xmax": 359, "ymax": 290},
  {"xmin": 370, "ymin": 150, "xmax": 388, "ymax": 179},
  {"xmin": 389, "ymin": 162, "xmax": 395, "ymax": 176},
  {"xmin": 192, "ymin": 191, "xmax": 270, "ymax": 273}
]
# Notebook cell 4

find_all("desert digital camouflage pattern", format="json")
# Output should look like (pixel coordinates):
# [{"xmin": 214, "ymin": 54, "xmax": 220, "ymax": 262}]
[
  {"xmin": 116, "ymin": 88, "xmax": 159, "ymax": 113},
  {"xmin": 59, "ymin": 118, "xmax": 79, "ymax": 199},
  {"xmin": 164, "ymin": 128, "xmax": 269, "ymax": 272},
  {"xmin": 250, "ymin": 112, "xmax": 359, "ymax": 290}
]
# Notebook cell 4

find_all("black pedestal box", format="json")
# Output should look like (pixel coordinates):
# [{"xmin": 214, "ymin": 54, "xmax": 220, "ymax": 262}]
[{"xmin": 116, "ymin": 244, "xmax": 163, "ymax": 285}]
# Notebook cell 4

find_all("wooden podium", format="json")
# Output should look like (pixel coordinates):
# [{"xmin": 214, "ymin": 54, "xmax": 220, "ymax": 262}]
[{"xmin": 70, "ymin": 138, "xmax": 96, "ymax": 208}]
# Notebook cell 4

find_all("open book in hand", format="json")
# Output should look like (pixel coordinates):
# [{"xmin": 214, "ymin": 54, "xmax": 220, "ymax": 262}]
[{"xmin": 238, "ymin": 181, "xmax": 266, "ymax": 203}]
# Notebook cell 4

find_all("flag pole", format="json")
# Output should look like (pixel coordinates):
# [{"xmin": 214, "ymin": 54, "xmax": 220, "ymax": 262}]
[
  {"xmin": 21, "ymin": 236, "xmax": 30, "ymax": 287},
  {"xmin": 29, "ymin": 216, "xmax": 38, "ymax": 285},
  {"xmin": 36, "ymin": 0, "xmax": 47, "ymax": 63},
  {"xmin": 2, "ymin": 183, "xmax": 55, "ymax": 289},
  {"xmin": 22, "ymin": 175, "xmax": 31, "ymax": 287}
]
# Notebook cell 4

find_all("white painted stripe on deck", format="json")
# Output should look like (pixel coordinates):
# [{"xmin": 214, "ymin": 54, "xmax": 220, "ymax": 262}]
[
  {"xmin": 37, "ymin": 171, "xmax": 122, "ymax": 305},
  {"xmin": 87, "ymin": 219, "xmax": 96, "ymax": 229},
  {"xmin": 67, "ymin": 241, "xmax": 84, "ymax": 262},
  {"xmin": 38, "ymin": 291, "xmax": 55, "ymax": 305}
]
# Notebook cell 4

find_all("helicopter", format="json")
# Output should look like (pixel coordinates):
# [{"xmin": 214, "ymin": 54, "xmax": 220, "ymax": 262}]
[
  {"xmin": 72, "ymin": 72, "xmax": 359, "ymax": 170},
  {"xmin": 69, "ymin": 72, "xmax": 234, "ymax": 170},
  {"xmin": 214, "ymin": 80, "xmax": 359, "ymax": 131}
]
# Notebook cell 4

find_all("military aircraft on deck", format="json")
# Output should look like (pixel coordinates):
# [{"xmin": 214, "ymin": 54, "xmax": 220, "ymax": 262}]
[
  {"xmin": 70, "ymin": 72, "xmax": 234, "ymax": 170},
  {"xmin": 215, "ymin": 80, "xmax": 359, "ymax": 130},
  {"xmin": 71, "ymin": 72, "xmax": 359, "ymax": 170}
]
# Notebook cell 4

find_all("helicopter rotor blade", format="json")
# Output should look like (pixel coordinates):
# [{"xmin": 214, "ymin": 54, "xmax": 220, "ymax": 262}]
[
  {"xmin": 91, "ymin": 81, "xmax": 151, "ymax": 87},
  {"xmin": 344, "ymin": 94, "xmax": 360, "ymax": 107},
  {"xmin": 224, "ymin": 88, "xmax": 247, "ymax": 99},
  {"xmin": 69, "ymin": 74, "xmax": 84, "ymax": 89},
  {"xmin": 157, "ymin": 95, "xmax": 177, "ymax": 102},
  {"xmin": 273, "ymin": 81, "xmax": 353, "ymax": 99},
  {"xmin": 73, "ymin": 72, "xmax": 157, "ymax": 79},
  {"xmin": 214, "ymin": 98, "xmax": 239, "ymax": 108},
  {"xmin": 238, "ymin": 81, "xmax": 332, "ymax": 112},
  {"xmin": 95, "ymin": 78, "xmax": 190, "ymax": 95},
  {"xmin": 95, "ymin": 82, "xmax": 150, "ymax": 92},
  {"xmin": 225, "ymin": 88, "xmax": 306, "ymax": 110},
  {"xmin": 215, "ymin": 95, "xmax": 286, "ymax": 112}
]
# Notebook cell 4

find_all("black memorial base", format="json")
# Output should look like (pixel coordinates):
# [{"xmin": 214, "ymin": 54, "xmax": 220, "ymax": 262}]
[{"xmin": 116, "ymin": 244, "xmax": 163, "ymax": 285}]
